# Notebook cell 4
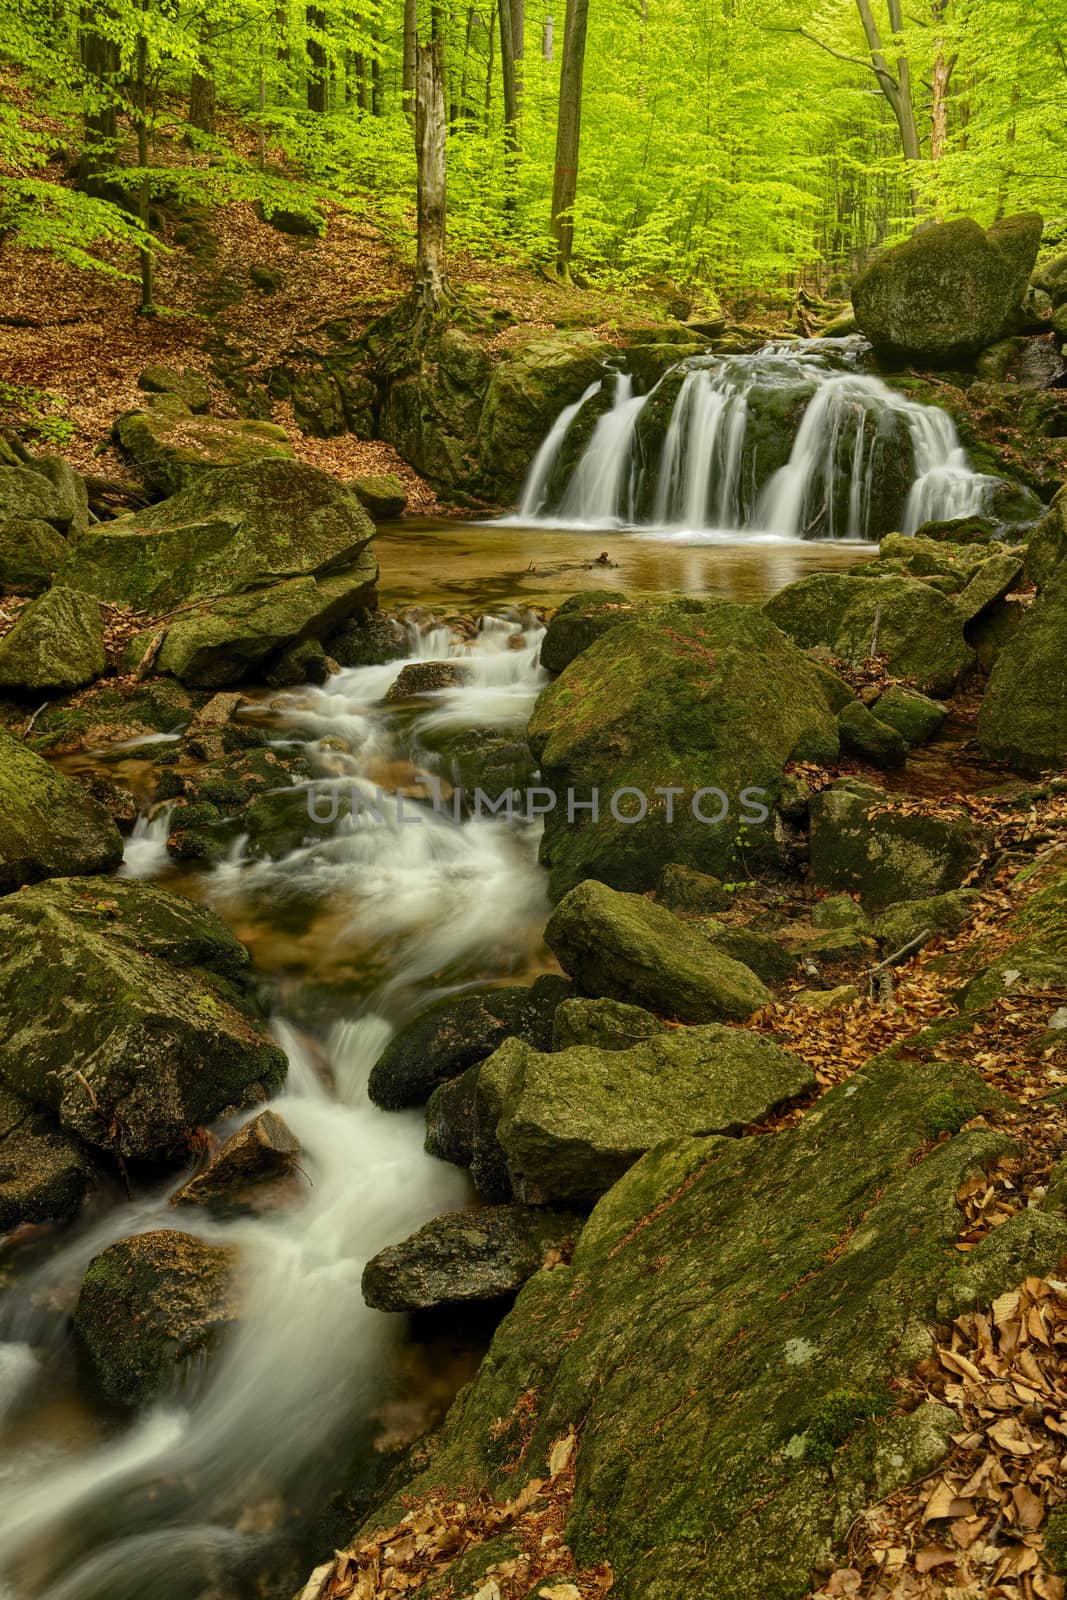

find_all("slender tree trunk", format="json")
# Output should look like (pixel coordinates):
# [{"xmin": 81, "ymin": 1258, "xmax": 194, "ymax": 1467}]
[
  {"xmin": 276, "ymin": 1, "xmax": 290, "ymax": 66},
  {"xmin": 510, "ymin": 0, "xmax": 523, "ymax": 106},
  {"xmin": 484, "ymin": 0, "xmax": 497, "ymax": 130},
  {"xmin": 188, "ymin": 41, "xmax": 216, "ymax": 136},
  {"xmin": 543, "ymin": 11, "xmax": 553, "ymax": 59},
  {"xmin": 929, "ymin": 1, "xmax": 956, "ymax": 214},
  {"xmin": 306, "ymin": 3, "xmax": 327, "ymax": 110},
  {"xmin": 74, "ymin": 6, "xmax": 119, "ymax": 190},
  {"xmin": 413, "ymin": 37, "xmax": 449, "ymax": 316},
  {"xmin": 403, "ymin": 0, "xmax": 418, "ymax": 121},
  {"xmin": 134, "ymin": 5, "xmax": 153, "ymax": 313},
  {"xmin": 854, "ymin": 0, "xmax": 921, "ymax": 179},
  {"xmin": 550, "ymin": 0, "xmax": 589, "ymax": 278},
  {"xmin": 456, "ymin": 4, "xmax": 476, "ymax": 123}
]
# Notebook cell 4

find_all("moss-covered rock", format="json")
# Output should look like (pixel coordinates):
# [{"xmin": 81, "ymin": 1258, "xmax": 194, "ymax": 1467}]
[
  {"xmin": 113, "ymin": 394, "xmax": 292, "ymax": 496},
  {"xmin": 955, "ymin": 550, "xmax": 1025, "ymax": 624},
  {"xmin": 658, "ymin": 863, "xmax": 732, "ymax": 914},
  {"xmin": 0, "ymin": 1086, "xmax": 97, "ymax": 1231},
  {"xmin": 697, "ymin": 919, "xmax": 799, "ymax": 985},
  {"xmin": 528, "ymin": 598, "xmax": 839, "ymax": 897},
  {"xmin": 61, "ymin": 460, "xmax": 375, "ymax": 613},
  {"xmin": 765, "ymin": 574, "xmax": 974, "ymax": 697},
  {"xmin": 551, "ymin": 996, "xmax": 666, "ymax": 1051},
  {"xmin": 871, "ymin": 686, "xmax": 946, "ymax": 746},
  {"xmin": 0, "ymin": 517, "xmax": 68, "ymax": 595},
  {"xmin": 1023, "ymin": 488, "xmax": 1067, "ymax": 589},
  {"xmin": 852, "ymin": 213, "xmax": 1043, "ymax": 364},
  {"xmin": 362, "ymin": 1205, "xmax": 584, "ymax": 1312},
  {"xmin": 0, "ymin": 464, "xmax": 71, "ymax": 530},
  {"xmin": 545, "ymin": 879, "xmax": 771, "ymax": 1023},
  {"xmin": 0, "ymin": 877, "xmax": 287, "ymax": 1164},
  {"xmin": 871, "ymin": 890, "xmax": 981, "ymax": 952},
  {"xmin": 75, "ymin": 1229, "xmax": 239, "ymax": 1405},
  {"xmin": 350, "ymin": 1057, "xmax": 1060, "ymax": 1600},
  {"xmin": 136, "ymin": 364, "xmax": 211, "ymax": 413},
  {"xmin": 540, "ymin": 591, "xmax": 639, "ymax": 676},
  {"xmin": 837, "ymin": 700, "xmax": 908, "ymax": 769},
  {"xmin": 977, "ymin": 558, "xmax": 1067, "ymax": 772},
  {"xmin": 475, "ymin": 1025, "xmax": 814, "ymax": 1204},
  {"xmin": 368, "ymin": 975, "xmax": 569, "ymax": 1110},
  {"xmin": 376, "ymin": 325, "xmax": 494, "ymax": 491},
  {"xmin": 0, "ymin": 586, "xmax": 106, "ymax": 693},
  {"xmin": 347, "ymin": 474, "xmax": 407, "ymax": 521},
  {"xmin": 809, "ymin": 781, "xmax": 987, "ymax": 909},
  {"xmin": 0, "ymin": 727, "xmax": 123, "ymax": 891}
]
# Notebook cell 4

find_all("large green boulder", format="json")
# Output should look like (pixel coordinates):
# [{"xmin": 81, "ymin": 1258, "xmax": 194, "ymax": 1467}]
[
  {"xmin": 871, "ymin": 685, "xmax": 946, "ymax": 746},
  {"xmin": 0, "ymin": 464, "xmax": 72, "ymax": 530},
  {"xmin": 362, "ymin": 1204, "xmax": 584, "ymax": 1311},
  {"xmin": 377, "ymin": 326, "xmax": 494, "ymax": 490},
  {"xmin": 808, "ymin": 781, "xmax": 988, "ymax": 909},
  {"xmin": 347, "ymin": 474, "xmax": 407, "ymax": 521},
  {"xmin": 475, "ymin": 1026, "xmax": 814, "ymax": 1205},
  {"xmin": 765, "ymin": 574, "xmax": 974, "ymax": 696},
  {"xmin": 75, "ymin": 1230, "xmax": 239, "ymax": 1405},
  {"xmin": 545, "ymin": 879, "xmax": 771, "ymax": 1023},
  {"xmin": 871, "ymin": 889, "xmax": 981, "ymax": 953},
  {"xmin": 540, "ymin": 591, "xmax": 640, "ymax": 675},
  {"xmin": 0, "ymin": 877, "xmax": 287, "ymax": 1164},
  {"xmin": 476, "ymin": 332, "xmax": 617, "ymax": 501},
  {"xmin": 0, "ymin": 1086, "xmax": 97, "ymax": 1231},
  {"xmin": 528, "ymin": 598, "xmax": 839, "ymax": 897},
  {"xmin": 60, "ymin": 460, "xmax": 375, "ymax": 614},
  {"xmin": 341, "ymin": 1057, "xmax": 1065, "ymax": 1600},
  {"xmin": 0, "ymin": 586, "xmax": 106, "ymax": 692},
  {"xmin": 978, "ymin": 558, "xmax": 1067, "ymax": 772},
  {"xmin": 851, "ymin": 213, "xmax": 1043, "ymax": 364},
  {"xmin": 0, "ymin": 728, "xmax": 123, "ymax": 892},
  {"xmin": 1023, "ymin": 487, "xmax": 1067, "ymax": 590},
  {"xmin": 0, "ymin": 518, "xmax": 68, "ymax": 595},
  {"xmin": 113, "ymin": 393, "xmax": 292, "ymax": 496},
  {"xmin": 123, "ymin": 554, "xmax": 378, "ymax": 687}
]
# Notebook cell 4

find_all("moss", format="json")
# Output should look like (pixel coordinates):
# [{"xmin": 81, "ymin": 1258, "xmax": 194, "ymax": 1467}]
[
  {"xmin": 1044, "ymin": 1505, "xmax": 1067, "ymax": 1576},
  {"xmin": 804, "ymin": 1388, "xmax": 890, "ymax": 1467},
  {"xmin": 922, "ymin": 1090, "xmax": 982, "ymax": 1138}
]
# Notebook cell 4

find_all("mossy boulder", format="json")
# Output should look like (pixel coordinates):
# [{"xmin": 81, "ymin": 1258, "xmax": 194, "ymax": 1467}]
[
  {"xmin": 540, "ymin": 591, "xmax": 639, "ymax": 675},
  {"xmin": 125, "ymin": 555, "xmax": 379, "ymax": 688},
  {"xmin": 871, "ymin": 686, "xmax": 946, "ymax": 746},
  {"xmin": 978, "ymin": 558, "xmax": 1067, "ymax": 772},
  {"xmin": 0, "ymin": 727, "xmax": 123, "ymax": 892},
  {"xmin": 836, "ymin": 701, "xmax": 908, "ymax": 769},
  {"xmin": 0, "ymin": 877, "xmax": 287, "ymax": 1164},
  {"xmin": 658, "ymin": 863, "xmax": 732, "ymax": 914},
  {"xmin": 0, "ymin": 464, "xmax": 72, "ymax": 530},
  {"xmin": 851, "ymin": 213, "xmax": 1043, "ymax": 364},
  {"xmin": 475, "ymin": 1025, "xmax": 814, "ymax": 1204},
  {"xmin": 913, "ymin": 514, "xmax": 998, "ymax": 545},
  {"xmin": 809, "ymin": 781, "xmax": 988, "ymax": 909},
  {"xmin": 476, "ymin": 332, "xmax": 617, "ymax": 501},
  {"xmin": 765, "ymin": 574, "xmax": 974, "ymax": 696},
  {"xmin": 0, "ymin": 1086, "xmax": 97, "ymax": 1231},
  {"xmin": 871, "ymin": 889, "xmax": 981, "ymax": 953},
  {"xmin": 61, "ymin": 460, "xmax": 375, "ymax": 613},
  {"xmin": 0, "ymin": 586, "xmax": 106, "ymax": 693},
  {"xmin": 136, "ymin": 364, "xmax": 211, "ymax": 412},
  {"xmin": 954, "ymin": 550, "xmax": 1025, "ymax": 624},
  {"xmin": 0, "ymin": 517, "xmax": 68, "ymax": 594},
  {"xmin": 351, "ymin": 1057, "xmax": 1063, "ymax": 1600},
  {"xmin": 113, "ymin": 394, "xmax": 292, "ymax": 496},
  {"xmin": 375, "ymin": 325, "xmax": 493, "ymax": 490},
  {"xmin": 347, "ymin": 474, "xmax": 407, "ymax": 521},
  {"xmin": 362, "ymin": 1205, "xmax": 584, "ymax": 1312},
  {"xmin": 1023, "ymin": 487, "xmax": 1067, "ymax": 590},
  {"xmin": 528, "ymin": 598, "xmax": 839, "ymax": 898},
  {"xmin": 75, "ymin": 1229, "xmax": 239, "ymax": 1406},
  {"xmin": 368, "ymin": 975, "xmax": 569, "ymax": 1110},
  {"xmin": 545, "ymin": 880, "xmax": 771, "ymax": 1023},
  {"xmin": 551, "ymin": 996, "xmax": 666, "ymax": 1051}
]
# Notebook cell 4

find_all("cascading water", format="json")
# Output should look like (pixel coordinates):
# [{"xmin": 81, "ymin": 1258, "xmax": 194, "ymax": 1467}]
[
  {"xmin": 517, "ymin": 340, "xmax": 1003, "ymax": 541},
  {"xmin": 0, "ymin": 615, "xmax": 550, "ymax": 1600}
]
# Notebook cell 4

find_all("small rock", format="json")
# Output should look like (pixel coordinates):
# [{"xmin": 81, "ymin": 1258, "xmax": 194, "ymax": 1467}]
[
  {"xmin": 192, "ymin": 692, "xmax": 246, "ymax": 731},
  {"xmin": 384, "ymin": 660, "xmax": 471, "ymax": 701},
  {"xmin": 0, "ymin": 586, "xmax": 106, "ymax": 693},
  {"xmin": 171, "ymin": 1109, "xmax": 301, "ymax": 1217},
  {"xmin": 871, "ymin": 686, "xmax": 947, "ymax": 747},
  {"xmin": 551, "ymin": 996, "xmax": 665, "ymax": 1051},
  {"xmin": 658, "ymin": 863, "xmax": 732, "ymax": 914},
  {"xmin": 0, "ymin": 1087, "xmax": 97, "ymax": 1231},
  {"xmin": 347, "ymin": 475, "xmax": 407, "ymax": 521},
  {"xmin": 812, "ymin": 895, "xmax": 870, "ymax": 932},
  {"xmin": 792, "ymin": 985, "xmax": 859, "ymax": 1012},
  {"xmin": 837, "ymin": 701, "xmax": 908, "ymax": 770},
  {"xmin": 137, "ymin": 365, "xmax": 211, "ymax": 413}
]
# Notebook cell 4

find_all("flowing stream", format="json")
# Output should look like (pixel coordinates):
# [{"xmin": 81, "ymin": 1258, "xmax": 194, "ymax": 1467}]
[
  {"xmin": 0, "ymin": 614, "xmax": 550, "ymax": 1600},
  {"xmin": 517, "ymin": 339, "xmax": 1003, "ymax": 539}
]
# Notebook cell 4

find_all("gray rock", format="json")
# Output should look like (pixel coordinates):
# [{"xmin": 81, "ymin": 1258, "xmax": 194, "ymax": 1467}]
[
  {"xmin": 361, "ymin": 1205, "xmax": 583, "ymax": 1311},
  {"xmin": 809, "ymin": 781, "xmax": 988, "ymax": 909}
]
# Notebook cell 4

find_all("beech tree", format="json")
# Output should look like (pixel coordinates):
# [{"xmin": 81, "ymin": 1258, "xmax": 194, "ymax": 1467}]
[{"xmin": 550, "ymin": 0, "xmax": 589, "ymax": 277}]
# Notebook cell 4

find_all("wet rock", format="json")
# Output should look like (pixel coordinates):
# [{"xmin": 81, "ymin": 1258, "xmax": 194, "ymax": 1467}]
[
  {"xmin": 0, "ymin": 518, "xmax": 68, "ymax": 595},
  {"xmin": 872, "ymin": 890, "xmax": 981, "ymax": 953},
  {"xmin": 528, "ymin": 597, "xmax": 839, "ymax": 898},
  {"xmin": 361, "ymin": 1205, "xmax": 583, "ymax": 1312},
  {"xmin": 539, "ymin": 591, "xmax": 638, "ymax": 675},
  {"xmin": 265, "ymin": 637, "xmax": 330, "ymax": 687},
  {"xmin": 75, "ymin": 1229, "xmax": 239, "ymax": 1405},
  {"xmin": 0, "ymin": 1087, "xmax": 97, "ymax": 1231},
  {"xmin": 347, "ymin": 474, "xmax": 407, "ymax": 521},
  {"xmin": 0, "ymin": 586, "xmax": 106, "ymax": 693},
  {"xmin": 0, "ymin": 877, "xmax": 287, "ymax": 1164},
  {"xmin": 475, "ymin": 1026, "xmax": 815, "ymax": 1205},
  {"xmin": 78, "ymin": 773, "xmax": 138, "ymax": 834},
  {"xmin": 327, "ymin": 612, "xmax": 408, "ymax": 668},
  {"xmin": 170, "ymin": 1109, "xmax": 301, "ymax": 1217},
  {"xmin": 545, "ymin": 880, "xmax": 771, "ymax": 1024},
  {"xmin": 369, "ymin": 976, "xmax": 569, "ymax": 1110},
  {"xmin": 836, "ymin": 700, "xmax": 908, "ymax": 769},
  {"xmin": 870, "ymin": 686, "xmax": 946, "ymax": 747},
  {"xmin": 113, "ymin": 393, "xmax": 292, "ymax": 496},
  {"xmin": 913, "ymin": 514, "xmax": 998, "ymax": 545},
  {"xmin": 852, "ymin": 213, "xmax": 1043, "ymax": 364},
  {"xmin": 438, "ymin": 728, "xmax": 538, "ymax": 804},
  {"xmin": 0, "ymin": 727, "xmax": 123, "ymax": 892},
  {"xmin": 62, "ymin": 460, "xmax": 374, "ymax": 613},
  {"xmin": 955, "ymin": 550, "xmax": 1025, "ymax": 624},
  {"xmin": 978, "ymin": 558, "xmax": 1067, "ymax": 773},
  {"xmin": 809, "ymin": 780, "xmax": 988, "ymax": 909},
  {"xmin": 658, "ymin": 863, "xmax": 732, "ymax": 914},
  {"xmin": 384, "ymin": 660, "xmax": 471, "ymax": 702},
  {"xmin": 551, "ymin": 996, "xmax": 666, "ymax": 1051},
  {"xmin": 136, "ymin": 364, "xmax": 211, "ymax": 413},
  {"xmin": 424, "ymin": 1066, "xmax": 481, "ymax": 1167},
  {"xmin": 1023, "ymin": 488, "xmax": 1067, "ymax": 589}
]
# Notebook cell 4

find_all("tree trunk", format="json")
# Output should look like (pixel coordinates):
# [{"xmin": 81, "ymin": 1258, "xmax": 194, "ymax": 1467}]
[
  {"xmin": 306, "ymin": 4, "xmax": 328, "ymax": 111},
  {"xmin": 134, "ymin": 4, "xmax": 153, "ymax": 313},
  {"xmin": 484, "ymin": 0, "xmax": 497, "ymax": 130},
  {"xmin": 74, "ymin": 5, "xmax": 119, "ymax": 190},
  {"xmin": 550, "ymin": 0, "xmax": 590, "ymax": 278},
  {"xmin": 403, "ymin": 0, "xmax": 418, "ymax": 121},
  {"xmin": 412, "ymin": 37, "xmax": 449, "ymax": 316},
  {"xmin": 853, "ymin": 0, "xmax": 921, "ymax": 168},
  {"xmin": 188, "ymin": 57, "xmax": 216, "ymax": 135}
]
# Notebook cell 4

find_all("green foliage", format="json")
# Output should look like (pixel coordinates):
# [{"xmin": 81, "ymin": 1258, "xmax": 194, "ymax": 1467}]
[
  {"xmin": 0, "ymin": 380, "xmax": 76, "ymax": 447},
  {"xmin": 921, "ymin": 1089, "xmax": 981, "ymax": 1138}
]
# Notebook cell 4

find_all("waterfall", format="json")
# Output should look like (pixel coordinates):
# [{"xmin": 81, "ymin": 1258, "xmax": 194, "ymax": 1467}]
[{"xmin": 515, "ymin": 340, "xmax": 1004, "ymax": 541}]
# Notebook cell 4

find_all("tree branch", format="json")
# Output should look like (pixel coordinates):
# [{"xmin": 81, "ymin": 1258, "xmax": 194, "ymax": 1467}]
[{"xmin": 761, "ymin": 23, "xmax": 880, "ymax": 79}]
